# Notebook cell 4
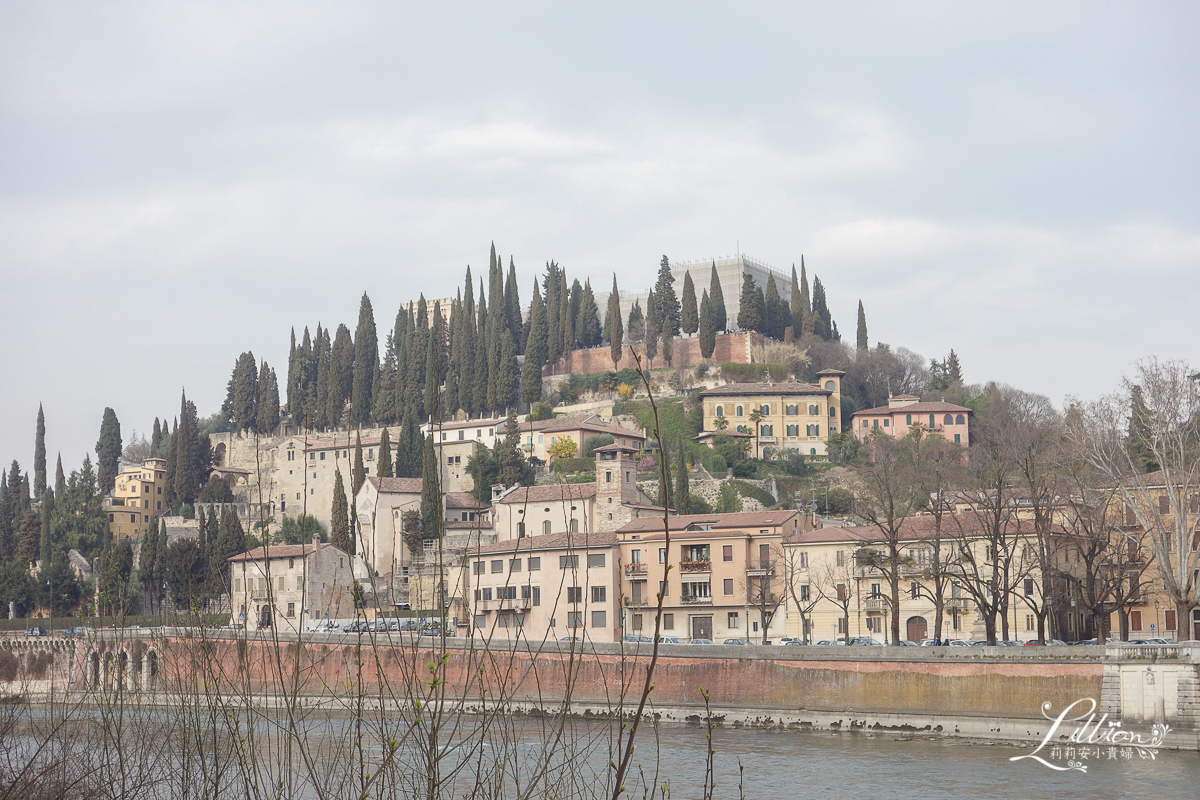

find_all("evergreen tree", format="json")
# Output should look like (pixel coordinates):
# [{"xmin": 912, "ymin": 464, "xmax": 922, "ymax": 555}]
[
  {"xmin": 225, "ymin": 352, "xmax": 259, "ymax": 431},
  {"xmin": 568, "ymin": 278, "xmax": 583, "ymax": 346},
  {"xmin": 764, "ymin": 275, "xmax": 788, "ymax": 340},
  {"xmin": 328, "ymin": 324, "xmax": 354, "ymax": 428},
  {"xmin": 163, "ymin": 418, "xmax": 178, "ymax": 506},
  {"xmin": 557, "ymin": 270, "xmax": 573, "ymax": 363},
  {"xmin": 330, "ymin": 469, "xmax": 350, "ymax": 553},
  {"xmin": 627, "ymin": 300, "xmax": 644, "ymax": 345},
  {"xmin": 709, "ymin": 262, "xmax": 727, "ymax": 333},
  {"xmin": 351, "ymin": 292, "xmax": 378, "ymax": 425},
  {"xmin": 661, "ymin": 324, "xmax": 674, "ymax": 365},
  {"xmin": 173, "ymin": 391, "xmax": 207, "ymax": 505},
  {"xmin": 352, "ymin": 432, "xmax": 366, "ymax": 496},
  {"xmin": 522, "ymin": 282, "xmax": 547, "ymax": 406},
  {"xmin": 498, "ymin": 409, "xmax": 528, "ymax": 487},
  {"xmin": 794, "ymin": 260, "xmax": 811, "ymax": 335},
  {"xmin": 286, "ymin": 327, "xmax": 300, "ymax": 419},
  {"xmin": 396, "ymin": 406, "xmax": 423, "ymax": 479},
  {"xmin": 544, "ymin": 261, "xmax": 563, "ymax": 366},
  {"xmin": 257, "ymin": 362, "xmax": 281, "ymax": 434},
  {"xmin": 946, "ymin": 350, "xmax": 963, "ymax": 384},
  {"xmin": 736, "ymin": 274, "xmax": 764, "ymax": 332},
  {"xmin": 424, "ymin": 303, "xmax": 446, "ymax": 419},
  {"xmin": 34, "ymin": 404, "xmax": 46, "ymax": 498},
  {"xmin": 811, "ymin": 276, "xmax": 833, "ymax": 340},
  {"xmin": 657, "ymin": 444, "xmax": 673, "ymax": 509},
  {"xmin": 645, "ymin": 289, "xmax": 660, "ymax": 363},
  {"xmin": 576, "ymin": 280, "xmax": 602, "ymax": 347},
  {"xmin": 698, "ymin": 290, "xmax": 717, "ymax": 359},
  {"xmin": 393, "ymin": 309, "xmax": 412, "ymax": 423},
  {"xmin": 608, "ymin": 275, "xmax": 624, "ymax": 368},
  {"xmin": 680, "ymin": 272, "xmax": 698, "ymax": 335},
  {"xmin": 372, "ymin": 329, "xmax": 397, "ymax": 424},
  {"xmin": 95, "ymin": 407, "xmax": 122, "ymax": 495},
  {"xmin": 653, "ymin": 255, "xmax": 681, "ymax": 336},
  {"xmin": 16, "ymin": 510, "xmax": 39, "ymax": 566},
  {"xmin": 38, "ymin": 487, "xmax": 55, "ymax": 566},
  {"xmin": 856, "ymin": 300, "xmax": 868, "ymax": 352},
  {"xmin": 497, "ymin": 334, "xmax": 518, "ymax": 412},
  {"xmin": 420, "ymin": 435, "xmax": 439, "ymax": 538},
  {"xmin": 213, "ymin": 511, "xmax": 245, "ymax": 591},
  {"xmin": 506, "ymin": 257, "xmax": 522, "ymax": 354},
  {"xmin": 54, "ymin": 455, "xmax": 65, "ymax": 497},
  {"xmin": 138, "ymin": 515, "xmax": 157, "ymax": 606},
  {"xmin": 151, "ymin": 419, "xmax": 163, "ymax": 454},
  {"xmin": 377, "ymin": 428, "xmax": 393, "ymax": 479}
]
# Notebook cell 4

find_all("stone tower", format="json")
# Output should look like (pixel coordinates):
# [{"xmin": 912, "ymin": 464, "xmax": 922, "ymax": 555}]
[{"xmin": 593, "ymin": 443, "xmax": 640, "ymax": 532}]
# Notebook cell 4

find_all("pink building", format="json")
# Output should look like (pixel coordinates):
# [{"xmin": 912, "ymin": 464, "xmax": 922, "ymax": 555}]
[{"xmin": 850, "ymin": 394, "xmax": 972, "ymax": 446}]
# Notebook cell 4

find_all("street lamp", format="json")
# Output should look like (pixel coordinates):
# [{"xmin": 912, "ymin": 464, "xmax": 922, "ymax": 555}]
[{"xmin": 1155, "ymin": 600, "xmax": 1160, "ymax": 637}]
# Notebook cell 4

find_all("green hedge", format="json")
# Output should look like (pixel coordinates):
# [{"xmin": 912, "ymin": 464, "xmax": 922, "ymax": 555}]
[{"xmin": 553, "ymin": 457, "xmax": 596, "ymax": 475}]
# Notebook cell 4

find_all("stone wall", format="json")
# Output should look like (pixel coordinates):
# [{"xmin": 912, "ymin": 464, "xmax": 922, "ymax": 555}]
[{"xmin": 544, "ymin": 331, "xmax": 767, "ymax": 377}]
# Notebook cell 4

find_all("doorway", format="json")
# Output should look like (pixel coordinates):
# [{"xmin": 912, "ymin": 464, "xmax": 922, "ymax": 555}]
[
  {"xmin": 691, "ymin": 616, "xmax": 712, "ymax": 640},
  {"xmin": 906, "ymin": 616, "xmax": 928, "ymax": 643}
]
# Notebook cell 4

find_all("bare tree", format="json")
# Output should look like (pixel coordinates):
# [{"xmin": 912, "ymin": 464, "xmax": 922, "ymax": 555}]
[
  {"xmin": 813, "ymin": 549, "xmax": 860, "ymax": 644},
  {"xmin": 783, "ymin": 545, "xmax": 821, "ymax": 643},
  {"xmin": 742, "ymin": 542, "xmax": 786, "ymax": 643},
  {"xmin": 1066, "ymin": 358, "xmax": 1200, "ymax": 640},
  {"xmin": 913, "ymin": 434, "xmax": 967, "ymax": 642}
]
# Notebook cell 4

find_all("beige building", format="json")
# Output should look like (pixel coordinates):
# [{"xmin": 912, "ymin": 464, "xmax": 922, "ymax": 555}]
[
  {"xmin": 615, "ymin": 510, "xmax": 804, "ymax": 642},
  {"xmin": 466, "ymin": 531, "xmax": 622, "ymax": 642},
  {"xmin": 849, "ymin": 394, "xmax": 972, "ymax": 447},
  {"xmin": 228, "ymin": 536, "xmax": 356, "ymax": 631},
  {"xmin": 698, "ymin": 371, "xmax": 844, "ymax": 458},
  {"xmin": 104, "ymin": 457, "xmax": 169, "ymax": 540},
  {"xmin": 498, "ymin": 415, "xmax": 646, "ymax": 463}
]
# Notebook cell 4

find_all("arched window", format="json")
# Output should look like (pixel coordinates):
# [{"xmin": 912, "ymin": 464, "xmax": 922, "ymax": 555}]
[
  {"xmin": 786, "ymin": 405, "xmax": 797, "ymax": 415},
  {"xmin": 944, "ymin": 414, "xmax": 954, "ymax": 425},
  {"xmin": 906, "ymin": 413, "xmax": 912, "ymax": 425},
  {"xmin": 761, "ymin": 405, "xmax": 770, "ymax": 414},
  {"xmin": 956, "ymin": 414, "xmax": 965, "ymax": 425},
  {"xmin": 809, "ymin": 404, "xmax": 819, "ymax": 415},
  {"xmin": 736, "ymin": 406, "xmax": 744, "ymax": 417},
  {"xmin": 810, "ymin": 448, "xmax": 817, "ymax": 455},
  {"xmin": 542, "ymin": 520, "xmax": 551, "ymax": 536},
  {"xmin": 715, "ymin": 405, "xmax": 724, "ymax": 417},
  {"xmin": 829, "ymin": 407, "xmax": 836, "ymax": 417},
  {"xmin": 825, "ymin": 381, "xmax": 836, "ymax": 391}
]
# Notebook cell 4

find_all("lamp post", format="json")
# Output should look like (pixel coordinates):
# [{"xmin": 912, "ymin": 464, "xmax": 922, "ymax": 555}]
[
  {"xmin": 1155, "ymin": 599, "xmax": 1160, "ymax": 638},
  {"xmin": 46, "ymin": 578, "xmax": 52, "ymax": 636}
]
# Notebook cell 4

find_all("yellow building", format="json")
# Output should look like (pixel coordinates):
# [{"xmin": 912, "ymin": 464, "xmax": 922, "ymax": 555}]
[
  {"xmin": 698, "ymin": 369, "xmax": 844, "ymax": 457},
  {"xmin": 104, "ymin": 458, "xmax": 169, "ymax": 540}
]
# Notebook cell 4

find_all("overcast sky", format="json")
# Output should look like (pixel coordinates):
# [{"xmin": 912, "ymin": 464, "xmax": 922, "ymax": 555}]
[{"xmin": 2, "ymin": 2, "xmax": 1198, "ymax": 474}]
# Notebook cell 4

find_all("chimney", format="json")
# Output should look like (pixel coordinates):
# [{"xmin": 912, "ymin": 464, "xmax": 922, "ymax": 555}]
[{"xmin": 312, "ymin": 532, "xmax": 321, "ymax": 551}]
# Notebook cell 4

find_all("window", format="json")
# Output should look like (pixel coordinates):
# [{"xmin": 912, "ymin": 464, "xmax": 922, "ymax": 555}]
[
  {"xmin": 956, "ymin": 414, "xmax": 965, "ymax": 424},
  {"xmin": 591, "ymin": 610, "xmax": 606, "ymax": 628},
  {"xmin": 658, "ymin": 548, "xmax": 666, "ymax": 564},
  {"xmin": 320, "ymin": 452, "xmax": 325, "ymax": 460},
  {"xmin": 287, "ymin": 603, "xmax": 295, "ymax": 618},
  {"xmin": 367, "ymin": 448, "xmax": 374, "ymax": 460},
  {"xmin": 906, "ymin": 413, "xmax": 912, "ymax": 425},
  {"xmin": 587, "ymin": 553, "xmax": 606, "ymax": 568},
  {"xmin": 806, "ymin": 424, "xmax": 820, "ymax": 436},
  {"xmin": 309, "ymin": 452, "xmax": 315, "ymax": 461},
  {"xmin": 663, "ymin": 613, "xmax": 674, "ymax": 630},
  {"xmin": 517, "ymin": 522, "xmax": 525, "ymax": 538},
  {"xmin": 567, "ymin": 612, "xmax": 582, "ymax": 628},
  {"xmin": 632, "ymin": 613, "xmax": 643, "ymax": 630},
  {"xmin": 569, "ymin": 518, "xmax": 579, "ymax": 533},
  {"xmin": 529, "ymin": 557, "xmax": 541, "ymax": 571},
  {"xmin": 872, "ymin": 419, "xmax": 879, "ymax": 430},
  {"xmin": 491, "ymin": 560, "xmax": 503, "ymax": 574},
  {"xmin": 825, "ymin": 380, "xmax": 836, "ymax": 391},
  {"xmin": 954, "ymin": 434, "xmax": 961, "ymax": 444},
  {"xmin": 658, "ymin": 580, "xmax": 669, "ymax": 597},
  {"xmin": 722, "ymin": 545, "xmax": 733, "ymax": 561},
  {"xmin": 473, "ymin": 561, "xmax": 484, "ymax": 575},
  {"xmin": 799, "ymin": 584, "xmax": 810, "ymax": 601},
  {"xmin": 297, "ymin": 576, "xmax": 304, "ymax": 590},
  {"xmin": 543, "ymin": 520, "xmax": 551, "ymax": 536},
  {"xmin": 723, "ymin": 578, "xmax": 734, "ymax": 595},
  {"xmin": 883, "ymin": 419, "xmax": 889, "ymax": 427},
  {"xmin": 809, "ymin": 404, "xmax": 819, "ymax": 415},
  {"xmin": 836, "ymin": 550, "xmax": 845, "ymax": 566},
  {"xmin": 1131, "ymin": 609, "xmax": 1142, "ymax": 631},
  {"xmin": 786, "ymin": 425, "xmax": 799, "ymax": 436},
  {"xmin": 682, "ymin": 581, "xmax": 711, "ymax": 599},
  {"xmin": 728, "ymin": 612, "xmax": 739, "ymax": 628},
  {"xmin": 944, "ymin": 414, "xmax": 953, "ymax": 425},
  {"xmin": 910, "ymin": 582, "xmax": 920, "ymax": 600},
  {"xmin": 592, "ymin": 586, "xmax": 606, "ymax": 603},
  {"xmin": 716, "ymin": 405, "xmax": 724, "ymax": 417},
  {"xmin": 929, "ymin": 414, "xmax": 936, "ymax": 428},
  {"xmin": 736, "ymin": 406, "xmax": 743, "ymax": 417},
  {"xmin": 799, "ymin": 552, "xmax": 808, "ymax": 568},
  {"xmin": 567, "ymin": 587, "xmax": 582, "ymax": 603},
  {"xmin": 498, "ymin": 586, "xmax": 517, "ymax": 600},
  {"xmin": 480, "ymin": 588, "xmax": 493, "ymax": 601},
  {"xmin": 606, "ymin": 470, "xmax": 612, "ymax": 483},
  {"xmin": 234, "ymin": 578, "xmax": 241, "ymax": 592},
  {"xmin": 836, "ymin": 583, "xmax": 847, "ymax": 602},
  {"xmin": 1165, "ymin": 609, "xmax": 1177, "ymax": 632},
  {"xmin": 630, "ymin": 548, "xmax": 642, "ymax": 564},
  {"xmin": 1159, "ymin": 495, "xmax": 1169, "ymax": 514},
  {"xmin": 130, "ymin": 514, "xmax": 136, "ymax": 523},
  {"xmin": 1025, "ymin": 614, "xmax": 1035, "ymax": 632},
  {"xmin": 837, "ymin": 618, "xmax": 846, "ymax": 634},
  {"xmin": 786, "ymin": 405, "xmax": 797, "ymax": 415},
  {"xmin": 560, "ymin": 555, "xmax": 578, "ymax": 569},
  {"xmin": 510, "ymin": 558, "xmax": 522, "ymax": 572},
  {"xmin": 760, "ymin": 424, "xmax": 773, "ymax": 436},
  {"xmin": 1024, "ymin": 578, "xmax": 1035, "ymax": 597}
]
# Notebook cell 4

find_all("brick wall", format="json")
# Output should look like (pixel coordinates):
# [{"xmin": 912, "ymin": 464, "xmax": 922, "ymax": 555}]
[{"xmin": 544, "ymin": 331, "xmax": 768, "ymax": 376}]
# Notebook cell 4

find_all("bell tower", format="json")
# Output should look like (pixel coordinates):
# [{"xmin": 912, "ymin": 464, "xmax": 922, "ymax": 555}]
[{"xmin": 593, "ymin": 443, "xmax": 639, "ymax": 532}]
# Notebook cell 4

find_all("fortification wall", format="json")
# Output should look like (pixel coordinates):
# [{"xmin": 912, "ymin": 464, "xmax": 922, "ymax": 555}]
[{"xmin": 544, "ymin": 331, "xmax": 767, "ymax": 377}]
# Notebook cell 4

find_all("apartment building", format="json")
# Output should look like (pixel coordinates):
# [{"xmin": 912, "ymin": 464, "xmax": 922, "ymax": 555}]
[
  {"xmin": 228, "ymin": 535, "xmax": 355, "ymax": 631},
  {"xmin": 849, "ymin": 394, "xmax": 972, "ymax": 446},
  {"xmin": 104, "ymin": 457, "xmax": 169, "ymax": 540},
  {"xmin": 698, "ymin": 371, "xmax": 844, "ymax": 457}
]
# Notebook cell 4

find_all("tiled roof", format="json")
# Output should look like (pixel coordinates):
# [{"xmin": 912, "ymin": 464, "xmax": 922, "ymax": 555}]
[
  {"xmin": 784, "ymin": 513, "xmax": 1058, "ymax": 545},
  {"xmin": 699, "ymin": 383, "xmax": 830, "ymax": 398},
  {"xmin": 229, "ymin": 542, "xmax": 343, "ymax": 562},
  {"xmin": 470, "ymin": 530, "xmax": 617, "ymax": 556},
  {"xmin": 617, "ymin": 510, "xmax": 798, "ymax": 535},
  {"xmin": 367, "ymin": 477, "xmax": 424, "ymax": 494},
  {"xmin": 852, "ymin": 401, "xmax": 971, "ymax": 417},
  {"xmin": 445, "ymin": 492, "xmax": 491, "ymax": 509},
  {"xmin": 495, "ymin": 483, "xmax": 597, "ymax": 505},
  {"xmin": 499, "ymin": 415, "xmax": 645, "ymax": 439},
  {"xmin": 814, "ymin": 369, "xmax": 846, "ymax": 376}
]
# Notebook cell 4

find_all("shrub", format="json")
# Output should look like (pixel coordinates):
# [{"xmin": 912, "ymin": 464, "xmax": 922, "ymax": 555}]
[
  {"xmin": 582, "ymin": 434, "xmax": 615, "ymax": 456},
  {"xmin": 553, "ymin": 457, "xmax": 595, "ymax": 475},
  {"xmin": 527, "ymin": 402, "xmax": 554, "ymax": 421},
  {"xmin": 688, "ymin": 494, "xmax": 713, "ymax": 514}
]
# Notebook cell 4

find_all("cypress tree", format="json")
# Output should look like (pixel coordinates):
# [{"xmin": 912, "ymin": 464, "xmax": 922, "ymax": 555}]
[
  {"xmin": 764, "ymin": 275, "xmax": 788, "ymax": 340},
  {"xmin": 34, "ymin": 404, "xmax": 46, "ymax": 498},
  {"xmin": 505, "ymin": 257, "xmax": 522, "ymax": 353},
  {"xmin": 226, "ymin": 352, "xmax": 259, "ymax": 431},
  {"xmin": 856, "ymin": 300, "xmax": 868, "ymax": 352},
  {"xmin": 377, "ymin": 428, "xmax": 393, "ymax": 479},
  {"xmin": 812, "ymin": 276, "xmax": 832, "ymax": 340},
  {"xmin": 736, "ymin": 274, "xmax": 764, "ymax": 333},
  {"xmin": 657, "ymin": 443, "xmax": 673, "ymax": 509},
  {"xmin": 793, "ymin": 260, "xmax": 811, "ymax": 336},
  {"xmin": 173, "ymin": 392, "xmax": 205, "ymax": 505},
  {"xmin": 576, "ymin": 280, "xmax": 601, "ymax": 347},
  {"xmin": 627, "ymin": 300, "xmax": 644, "ymax": 345},
  {"xmin": 420, "ymin": 435, "xmax": 440, "ymax": 538},
  {"xmin": 558, "ymin": 270, "xmax": 573, "ymax": 363},
  {"xmin": 138, "ymin": 512, "xmax": 156, "ymax": 601},
  {"xmin": 645, "ymin": 289, "xmax": 660, "ymax": 363},
  {"xmin": 352, "ymin": 432, "xmax": 366, "ymax": 496},
  {"xmin": 608, "ymin": 275, "xmax": 624, "ymax": 368},
  {"xmin": 397, "ymin": 406, "xmax": 423, "ymax": 478},
  {"xmin": 393, "ymin": 309, "xmax": 411, "ymax": 423},
  {"xmin": 568, "ymin": 278, "xmax": 583, "ymax": 347},
  {"xmin": 424, "ymin": 303, "xmax": 446, "ymax": 420},
  {"xmin": 352, "ymin": 292, "xmax": 378, "ymax": 425},
  {"xmin": 498, "ymin": 334, "xmax": 518, "ymax": 412},
  {"xmin": 330, "ymin": 469, "xmax": 350, "ymax": 553},
  {"xmin": 95, "ymin": 407, "xmax": 122, "ymax": 495},
  {"xmin": 328, "ymin": 324, "xmax": 354, "ymax": 428},
  {"xmin": 698, "ymin": 290, "xmax": 716, "ymax": 359},
  {"xmin": 673, "ymin": 441, "xmax": 691, "ymax": 515},
  {"xmin": 286, "ymin": 327, "xmax": 299, "ymax": 418},
  {"xmin": 257, "ymin": 362, "xmax": 280, "ymax": 434},
  {"xmin": 661, "ymin": 322, "xmax": 674, "ymax": 365},
  {"xmin": 653, "ymin": 255, "xmax": 681, "ymax": 336},
  {"xmin": 54, "ymin": 455, "xmax": 65, "ymax": 497},
  {"xmin": 163, "ymin": 418, "xmax": 178, "ymax": 507},
  {"xmin": 680, "ymin": 272, "xmax": 698, "ymax": 335},
  {"xmin": 544, "ymin": 261, "xmax": 562, "ymax": 366},
  {"xmin": 709, "ymin": 262, "xmax": 727, "ymax": 333},
  {"xmin": 38, "ymin": 487, "xmax": 55, "ymax": 566},
  {"xmin": 372, "ymin": 332, "xmax": 396, "ymax": 424},
  {"xmin": 522, "ymin": 282, "xmax": 547, "ymax": 406}
]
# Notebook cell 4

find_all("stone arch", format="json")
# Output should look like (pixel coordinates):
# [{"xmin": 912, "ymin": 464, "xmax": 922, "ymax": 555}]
[
  {"xmin": 906, "ymin": 616, "xmax": 928, "ymax": 643},
  {"xmin": 116, "ymin": 650, "xmax": 129, "ymax": 691},
  {"xmin": 143, "ymin": 649, "xmax": 160, "ymax": 692},
  {"xmin": 87, "ymin": 651, "xmax": 100, "ymax": 690},
  {"xmin": 129, "ymin": 648, "xmax": 142, "ymax": 691},
  {"xmin": 213, "ymin": 442, "xmax": 226, "ymax": 467}
]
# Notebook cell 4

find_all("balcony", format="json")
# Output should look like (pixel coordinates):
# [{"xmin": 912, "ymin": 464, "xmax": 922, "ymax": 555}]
[
  {"xmin": 681, "ymin": 595, "xmax": 712, "ymax": 605},
  {"xmin": 745, "ymin": 564, "xmax": 774, "ymax": 577},
  {"xmin": 625, "ymin": 563, "xmax": 648, "ymax": 577},
  {"xmin": 476, "ymin": 597, "xmax": 530, "ymax": 611},
  {"xmin": 864, "ymin": 598, "xmax": 888, "ymax": 612},
  {"xmin": 945, "ymin": 597, "xmax": 972, "ymax": 609},
  {"xmin": 758, "ymin": 436, "xmax": 777, "ymax": 444},
  {"xmin": 680, "ymin": 560, "xmax": 711, "ymax": 573}
]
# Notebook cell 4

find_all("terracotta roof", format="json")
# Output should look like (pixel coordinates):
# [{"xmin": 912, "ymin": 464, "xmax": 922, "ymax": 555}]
[
  {"xmin": 443, "ymin": 519, "xmax": 495, "ymax": 530},
  {"xmin": 470, "ymin": 530, "xmax": 617, "ymax": 556},
  {"xmin": 445, "ymin": 492, "xmax": 490, "ymax": 509},
  {"xmin": 228, "ymin": 542, "xmax": 344, "ymax": 562},
  {"xmin": 851, "ymin": 401, "xmax": 971, "ymax": 417},
  {"xmin": 496, "ymin": 483, "xmax": 597, "ymax": 505},
  {"xmin": 500, "ymin": 415, "xmax": 645, "ymax": 439},
  {"xmin": 593, "ymin": 443, "xmax": 639, "ymax": 453},
  {"xmin": 693, "ymin": 430, "xmax": 753, "ymax": 440},
  {"xmin": 367, "ymin": 477, "xmax": 424, "ymax": 494},
  {"xmin": 424, "ymin": 417, "xmax": 506, "ymax": 431},
  {"xmin": 699, "ymin": 383, "xmax": 830, "ymax": 398},
  {"xmin": 815, "ymin": 369, "xmax": 847, "ymax": 376},
  {"xmin": 617, "ymin": 510, "xmax": 798, "ymax": 535},
  {"xmin": 785, "ymin": 513, "xmax": 1059, "ymax": 545},
  {"xmin": 304, "ymin": 436, "xmax": 385, "ymax": 451}
]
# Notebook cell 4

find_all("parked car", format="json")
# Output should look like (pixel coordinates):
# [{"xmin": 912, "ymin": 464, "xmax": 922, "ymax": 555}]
[
  {"xmin": 61, "ymin": 626, "xmax": 89, "ymax": 637},
  {"xmin": 658, "ymin": 636, "xmax": 682, "ymax": 644},
  {"xmin": 897, "ymin": 640, "xmax": 919, "ymax": 646},
  {"xmin": 722, "ymin": 638, "xmax": 748, "ymax": 645},
  {"xmin": 847, "ymin": 637, "xmax": 882, "ymax": 646},
  {"xmin": 24, "ymin": 626, "xmax": 47, "ymax": 637},
  {"xmin": 783, "ymin": 640, "xmax": 807, "ymax": 646},
  {"xmin": 623, "ymin": 635, "xmax": 653, "ymax": 643},
  {"xmin": 560, "ymin": 636, "xmax": 580, "ymax": 643},
  {"xmin": 946, "ymin": 640, "xmax": 972, "ymax": 646},
  {"xmin": 1142, "ymin": 638, "xmax": 1172, "ymax": 644},
  {"xmin": 687, "ymin": 638, "xmax": 715, "ymax": 645},
  {"xmin": 1023, "ymin": 639, "xmax": 1067, "ymax": 646},
  {"xmin": 814, "ymin": 640, "xmax": 846, "ymax": 646}
]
